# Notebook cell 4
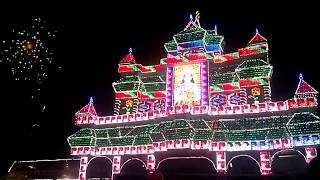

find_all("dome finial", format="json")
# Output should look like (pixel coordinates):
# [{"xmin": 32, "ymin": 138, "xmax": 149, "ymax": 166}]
[
  {"xmin": 129, "ymin": 47, "xmax": 132, "ymax": 53},
  {"xmin": 299, "ymin": 73, "xmax": 303, "ymax": 80}
]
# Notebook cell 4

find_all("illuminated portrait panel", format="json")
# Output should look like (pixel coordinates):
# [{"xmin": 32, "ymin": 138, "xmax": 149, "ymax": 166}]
[{"xmin": 173, "ymin": 64, "xmax": 201, "ymax": 106}]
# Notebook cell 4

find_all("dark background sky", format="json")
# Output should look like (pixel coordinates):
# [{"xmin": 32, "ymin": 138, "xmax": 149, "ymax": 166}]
[{"xmin": 0, "ymin": 0, "xmax": 319, "ymax": 175}]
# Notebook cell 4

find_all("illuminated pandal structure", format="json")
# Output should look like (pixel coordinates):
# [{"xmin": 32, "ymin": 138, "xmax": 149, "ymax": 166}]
[{"xmin": 68, "ymin": 13, "xmax": 319, "ymax": 179}]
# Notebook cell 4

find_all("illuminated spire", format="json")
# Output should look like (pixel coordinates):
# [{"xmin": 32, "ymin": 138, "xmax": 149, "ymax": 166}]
[
  {"xmin": 119, "ymin": 47, "xmax": 137, "ymax": 64},
  {"xmin": 295, "ymin": 73, "xmax": 318, "ymax": 97},
  {"xmin": 248, "ymin": 28, "xmax": 267, "ymax": 44},
  {"xmin": 75, "ymin": 97, "xmax": 97, "ymax": 116}
]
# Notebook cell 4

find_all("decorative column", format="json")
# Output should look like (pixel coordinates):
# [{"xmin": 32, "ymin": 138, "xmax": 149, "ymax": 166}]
[
  {"xmin": 305, "ymin": 147, "xmax": 317, "ymax": 163},
  {"xmin": 114, "ymin": 99, "xmax": 121, "ymax": 115},
  {"xmin": 166, "ymin": 67, "xmax": 174, "ymax": 108},
  {"xmin": 78, "ymin": 157, "xmax": 88, "ymax": 180},
  {"xmin": 216, "ymin": 151, "xmax": 226, "ymax": 174},
  {"xmin": 263, "ymin": 85, "xmax": 271, "ymax": 102},
  {"xmin": 260, "ymin": 151, "xmax": 271, "ymax": 175},
  {"xmin": 239, "ymin": 88, "xmax": 247, "ymax": 104},
  {"xmin": 147, "ymin": 154, "xmax": 156, "ymax": 173},
  {"xmin": 112, "ymin": 156, "xmax": 121, "ymax": 178},
  {"xmin": 200, "ymin": 61, "xmax": 209, "ymax": 106}
]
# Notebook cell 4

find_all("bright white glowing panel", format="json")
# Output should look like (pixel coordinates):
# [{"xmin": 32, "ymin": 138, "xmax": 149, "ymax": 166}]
[{"xmin": 173, "ymin": 64, "xmax": 201, "ymax": 106}]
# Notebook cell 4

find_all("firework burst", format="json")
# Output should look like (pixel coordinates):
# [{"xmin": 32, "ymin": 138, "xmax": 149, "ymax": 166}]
[{"xmin": 1, "ymin": 17, "xmax": 57, "ymax": 87}]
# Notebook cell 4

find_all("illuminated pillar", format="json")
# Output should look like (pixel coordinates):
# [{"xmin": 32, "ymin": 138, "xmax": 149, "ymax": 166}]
[
  {"xmin": 239, "ymin": 88, "xmax": 247, "ymax": 104},
  {"xmin": 260, "ymin": 151, "xmax": 271, "ymax": 175},
  {"xmin": 114, "ymin": 99, "xmax": 121, "ymax": 115},
  {"xmin": 263, "ymin": 85, "xmax": 271, "ymax": 102},
  {"xmin": 200, "ymin": 61, "xmax": 209, "ymax": 106},
  {"xmin": 147, "ymin": 154, "xmax": 156, "ymax": 173},
  {"xmin": 78, "ymin": 156, "xmax": 88, "ymax": 180},
  {"xmin": 112, "ymin": 156, "xmax": 121, "ymax": 177},
  {"xmin": 216, "ymin": 151, "xmax": 226, "ymax": 174},
  {"xmin": 166, "ymin": 67, "xmax": 174, "ymax": 108},
  {"xmin": 305, "ymin": 147, "xmax": 317, "ymax": 163}
]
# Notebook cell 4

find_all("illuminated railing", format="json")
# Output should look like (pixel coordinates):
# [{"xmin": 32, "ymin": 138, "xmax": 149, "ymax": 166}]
[
  {"xmin": 75, "ymin": 97, "xmax": 317, "ymax": 125},
  {"xmin": 70, "ymin": 134, "xmax": 320, "ymax": 156}
]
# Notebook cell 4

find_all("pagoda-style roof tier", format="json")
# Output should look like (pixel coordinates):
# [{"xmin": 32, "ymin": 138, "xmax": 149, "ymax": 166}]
[
  {"xmin": 163, "ymin": 16, "xmax": 224, "ymax": 55},
  {"xmin": 74, "ymin": 97, "xmax": 317, "ymax": 125},
  {"xmin": 118, "ymin": 18, "xmax": 269, "ymax": 76},
  {"xmin": 116, "ymin": 51, "xmax": 271, "ymax": 95},
  {"xmin": 118, "ymin": 42, "xmax": 268, "ymax": 76},
  {"xmin": 112, "ymin": 75, "xmax": 166, "ymax": 95},
  {"xmin": 118, "ymin": 64, "xmax": 165, "ymax": 74},
  {"xmin": 68, "ymin": 111, "xmax": 320, "ymax": 155}
]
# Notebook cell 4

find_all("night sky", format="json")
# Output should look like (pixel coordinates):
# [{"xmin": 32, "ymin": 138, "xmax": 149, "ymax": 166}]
[{"xmin": 0, "ymin": 1, "xmax": 319, "ymax": 175}]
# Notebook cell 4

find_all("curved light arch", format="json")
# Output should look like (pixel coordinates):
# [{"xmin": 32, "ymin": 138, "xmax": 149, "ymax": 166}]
[
  {"xmin": 87, "ymin": 156, "xmax": 113, "ymax": 166},
  {"xmin": 226, "ymin": 154, "xmax": 261, "ymax": 172},
  {"xmin": 271, "ymin": 149, "xmax": 307, "ymax": 164},
  {"xmin": 156, "ymin": 156, "xmax": 216, "ymax": 170},
  {"xmin": 120, "ymin": 158, "xmax": 147, "ymax": 170},
  {"xmin": 86, "ymin": 156, "xmax": 113, "ymax": 178}
]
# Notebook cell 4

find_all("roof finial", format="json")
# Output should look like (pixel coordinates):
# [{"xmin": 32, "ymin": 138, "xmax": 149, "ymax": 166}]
[
  {"xmin": 129, "ymin": 47, "xmax": 132, "ymax": 53},
  {"xmin": 195, "ymin": 10, "xmax": 200, "ymax": 20},
  {"xmin": 215, "ymin": 25, "xmax": 218, "ymax": 34},
  {"xmin": 189, "ymin": 14, "xmax": 193, "ymax": 20},
  {"xmin": 299, "ymin": 73, "xmax": 303, "ymax": 80},
  {"xmin": 255, "ymin": 28, "xmax": 259, "ymax": 34},
  {"xmin": 89, "ymin": 96, "xmax": 93, "ymax": 104}
]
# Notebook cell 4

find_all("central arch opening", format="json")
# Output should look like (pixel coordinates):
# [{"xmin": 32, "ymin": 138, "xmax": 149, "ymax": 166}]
[
  {"xmin": 157, "ymin": 157, "xmax": 216, "ymax": 179},
  {"xmin": 117, "ymin": 159, "xmax": 147, "ymax": 180},
  {"xmin": 86, "ymin": 157, "xmax": 112, "ymax": 180},
  {"xmin": 271, "ymin": 150, "xmax": 308, "ymax": 176},
  {"xmin": 227, "ymin": 155, "xmax": 261, "ymax": 176}
]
